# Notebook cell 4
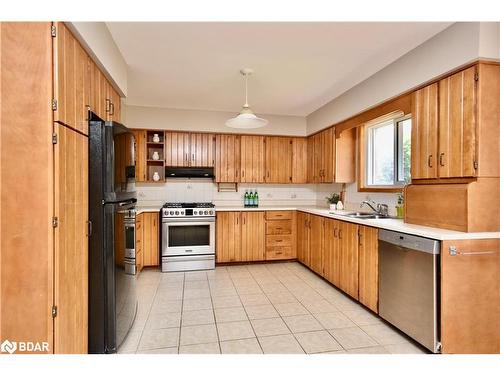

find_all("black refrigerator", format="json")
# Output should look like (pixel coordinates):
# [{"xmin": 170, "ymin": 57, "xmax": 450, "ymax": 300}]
[{"xmin": 88, "ymin": 112, "xmax": 138, "ymax": 353}]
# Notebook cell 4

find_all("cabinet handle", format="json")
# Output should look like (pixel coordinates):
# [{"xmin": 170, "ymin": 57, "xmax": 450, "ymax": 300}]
[
  {"xmin": 105, "ymin": 99, "xmax": 111, "ymax": 113},
  {"xmin": 276, "ymin": 252, "xmax": 283, "ymax": 255},
  {"xmin": 333, "ymin": 227, "xmax": 338, "ymax": 238},
  {"xmin": 241, "ymin": 170, "xmax": 245, "ymax": 178},
  {"xmin": 428, "ymin": 154, "xmax": 433, "ymax": 168},
  {"xmin": 439, "ymin": 153, "xmax": 445, "ymax": 166},
  {"xmin": 338, "ymin": 229, "xmax": 342, "ymax": 240},
  {"xmin": 192, "ymin": 153, "xmax": 195, "ymax": 162},
  {"xmin": 276, "ymin": 227, "xmax": 282, "ymax": 230},
  {"xmin": 276, "ymin": 239, "xmax": 283, "ymax": 243},
  {"xmin": 243, "ymin": 217, "xmax": 246, "ymax": 225},
  {"xmin": 110, "ymin": 102, "xmax": 115, "ymax": 115}
]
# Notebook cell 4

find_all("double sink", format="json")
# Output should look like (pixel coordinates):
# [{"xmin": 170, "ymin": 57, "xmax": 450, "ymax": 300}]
[{"xmin": 336, "ymin": 212, "xmax": 393, "ymax": 220}]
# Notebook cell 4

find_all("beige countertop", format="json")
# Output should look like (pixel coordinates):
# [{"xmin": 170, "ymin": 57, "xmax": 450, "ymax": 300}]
[{"xmin": 215, "ymin": 205, "xmax": 500, "ymax": 241}]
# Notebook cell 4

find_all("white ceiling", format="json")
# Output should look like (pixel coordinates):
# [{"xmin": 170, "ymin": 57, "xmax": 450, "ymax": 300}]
[{"xmin": 107, "ymin": 22, "xmax": 452, "ymax": 116}]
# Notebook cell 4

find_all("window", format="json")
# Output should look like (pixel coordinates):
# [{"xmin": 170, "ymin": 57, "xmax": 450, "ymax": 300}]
[{"xmin": 365, "ymin": 115, "xmax": 411, "ymax": 187}]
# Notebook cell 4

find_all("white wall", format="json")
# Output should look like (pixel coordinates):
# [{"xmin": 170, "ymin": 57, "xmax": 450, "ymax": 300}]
[
  {"xmin": 306, "ymin": 22, "xmax": 487, "ymax": 134},
  {"xmin": 123, "ymin": 105, "xmax": 306, "ymax": 136},
  {"xmin": 68, "ymin": 22, "xmax": 128, "ymax": 96}
]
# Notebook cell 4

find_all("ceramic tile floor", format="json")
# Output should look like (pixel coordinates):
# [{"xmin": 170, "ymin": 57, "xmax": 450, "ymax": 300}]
[{"xmin": 118, "ymin": 262, "xmax": 428, "ymax": 354}]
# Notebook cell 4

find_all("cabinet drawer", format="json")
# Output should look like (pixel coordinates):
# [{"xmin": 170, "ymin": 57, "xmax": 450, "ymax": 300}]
[
  {"xmin": 265, "ymin": 211, "xmax": 293, "ymax": 220},
  {"xmin": 266, "ymin": 234, "xmax": 292, "ymax": 247},
  {"xmin": 266, "ymin": 246, "xmax": 293, "ymax": 260},
  {"xmin": 266, "ymin": 220, "xmax": 292, "ymax": 235}
]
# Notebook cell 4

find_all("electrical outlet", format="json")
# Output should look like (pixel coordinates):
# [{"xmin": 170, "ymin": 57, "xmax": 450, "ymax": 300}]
[{"xmin": 291, "ymin": 193, "xmax": 297, "ymax": 199}]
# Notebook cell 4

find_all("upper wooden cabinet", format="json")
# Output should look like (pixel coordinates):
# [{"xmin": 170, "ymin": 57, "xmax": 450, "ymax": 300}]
[
  {"xmin": 411, "ymin": 83, "xmax": 439, "ymax": 179},
  {"xmin": 165, "ymin": 132, "xmax": 215, "ymax": 168},
  {"xmin": 240, "ymin": 135, "xmax": 265, "ymax": 183},
  {"xmin": 131, "ymin": 130, "xmax": 147, "ymax": 182},
  {"xmin": 265, "ymin": 136, "xmax": 293, "ymax": 183},
  {"xmin": 306, "ymin": 127, "xmax": 354, "ymax": 183},
  {"xmin": 438, "ymin": 66, "xmax": 477, "ymax": 178},
  {"xmin": 53, "ymin": 22, "xmax": 90, "ymax": 135},
  {"xmin": 191, "ymin": 133, "xmax": 216, "ymax": 167},
  {"xmin": 291, "ymin": 138, "xmax": 308, "ymax": 183},
  {"xmin": 215, "ymin": 134, "xmax": 241, "ymax": 183},
  {"xmin": 165, "ymin": 131, "xmax": 190, "ymax": 167}
]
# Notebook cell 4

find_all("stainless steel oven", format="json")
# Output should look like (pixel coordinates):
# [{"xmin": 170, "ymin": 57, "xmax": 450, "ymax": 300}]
[{"xmin": 161, "ymin": 203, "xmax": 215, "ymax": 272}]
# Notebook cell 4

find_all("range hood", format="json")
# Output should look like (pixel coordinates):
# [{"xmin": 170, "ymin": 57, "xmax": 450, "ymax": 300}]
[{"xmin": 165, "ymin": 167, "xmax": 214, "ymax": 179}]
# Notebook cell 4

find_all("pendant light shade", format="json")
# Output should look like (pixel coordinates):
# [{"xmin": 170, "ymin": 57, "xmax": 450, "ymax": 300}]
[{"xmin": 226, "ymin": 68, "xmax": 268, "ymax": 129}]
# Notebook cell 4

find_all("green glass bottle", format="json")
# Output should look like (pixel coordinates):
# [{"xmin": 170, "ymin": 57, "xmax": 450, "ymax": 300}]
[{"xmin": 254, "ymin": 190, "xmax": 259, "ymax": 207}]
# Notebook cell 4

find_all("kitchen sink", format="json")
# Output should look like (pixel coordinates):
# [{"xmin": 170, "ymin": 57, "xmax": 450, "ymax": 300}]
[{"xmin": 343, "ymin": 212, "xmax": 392, "ymax": 219}]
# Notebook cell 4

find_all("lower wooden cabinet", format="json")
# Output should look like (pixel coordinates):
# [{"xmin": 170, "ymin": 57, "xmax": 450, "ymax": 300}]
[
  {"xmin": 297, "ymin": 213, "xmax": 378, "ymax": 311},
  {"xmin": 136, "ymin": 212, "xmax": 159, "ymax": 269},
  {"xmin": 241, "ymin": 212, "xmax": 266, "ymax": 262},
  {"xmin": 309, "ymin": 215, "xmax": 325, "ymax": 275},
  {"xmin": 216, "ymin": 211, "xmax": 296, "ymax": 263},
  {"xmin": 358, "ymin": 226, "xmax": 379, "ymax": 313},
  {"xmin": 297, "ymin": 212, "xmax": 311, "ymax": 266}
]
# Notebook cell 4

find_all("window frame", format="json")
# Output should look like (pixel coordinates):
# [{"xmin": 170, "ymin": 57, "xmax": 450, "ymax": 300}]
[{"xmin": 357, "ymin": 114, "xmax": 412, "ymax": 193}]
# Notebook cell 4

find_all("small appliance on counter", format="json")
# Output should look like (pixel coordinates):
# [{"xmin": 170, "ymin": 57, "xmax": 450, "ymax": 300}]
[{"xmin": 161, "ymin": 202, "xmax": 216, "ymax": 272}]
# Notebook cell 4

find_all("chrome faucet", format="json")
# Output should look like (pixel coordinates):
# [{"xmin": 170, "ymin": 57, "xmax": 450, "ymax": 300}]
[{"xmin": 360, "ymin": 200, "xmax": 389, "ymax": 216}]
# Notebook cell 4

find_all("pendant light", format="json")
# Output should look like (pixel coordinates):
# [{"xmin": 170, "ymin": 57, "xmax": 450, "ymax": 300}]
[{"xmin": 226, "ymin": 68, "xmax": 268, "ymax": 129}]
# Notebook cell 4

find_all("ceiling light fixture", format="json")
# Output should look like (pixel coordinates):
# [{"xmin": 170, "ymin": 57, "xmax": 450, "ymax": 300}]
[{"xmin": 225, "ymin": 68, "xmax": 268, "ymax": 129}]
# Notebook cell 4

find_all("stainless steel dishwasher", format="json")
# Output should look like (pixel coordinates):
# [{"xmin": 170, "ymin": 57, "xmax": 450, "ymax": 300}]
[{"xmin": 378, "ymin": 229, "xmax": 440, "ymax": 353}]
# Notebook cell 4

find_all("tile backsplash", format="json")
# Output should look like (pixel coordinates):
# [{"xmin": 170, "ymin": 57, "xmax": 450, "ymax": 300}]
[{"xmin": 136, "ymin": 179, "xmax": 399, "ymax": 213}]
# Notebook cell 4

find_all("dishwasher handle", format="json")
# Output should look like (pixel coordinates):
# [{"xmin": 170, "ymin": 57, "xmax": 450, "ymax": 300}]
[{"xmin": 378, "ymin": 229, "xmax": 440, "ymax": 255}]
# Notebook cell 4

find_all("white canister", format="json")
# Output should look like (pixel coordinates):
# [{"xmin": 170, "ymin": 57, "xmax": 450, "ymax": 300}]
[
  {"xmin": 152, "ymin": 172, "xmax": 160, "ymax": 182},
  {"xmin": 329, "ymin": 203, "xmax": 337, "ymax": 212},
  {"xmin": 152, "ymin": 133, "xmax": 160, "ymax": 143},
  {"xmin": 336, "ymin": 201, "xmax": 344, "ymax": 210},
  {"xmin": 152, "ymin": 151, "xmax": 160, "ymax": 160}
]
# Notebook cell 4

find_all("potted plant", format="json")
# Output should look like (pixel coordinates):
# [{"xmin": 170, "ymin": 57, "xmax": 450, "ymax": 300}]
[{"xmin": 326, "ymin": 193, "xmax": 340, "ymax": 212}]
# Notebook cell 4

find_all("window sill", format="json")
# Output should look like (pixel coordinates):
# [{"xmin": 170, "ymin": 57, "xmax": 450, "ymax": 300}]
[{"xmin": 358, "ymin": 186, "xmax": 403, "ymax": 193}]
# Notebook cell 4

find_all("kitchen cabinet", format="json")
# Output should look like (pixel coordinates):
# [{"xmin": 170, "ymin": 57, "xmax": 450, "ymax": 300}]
[
  {"xmin": 138, "ymin": 212, "xmax": 160, "ymax": 267},
  {"xmin": 216, "ymin": 211, "xmax": 242, "ymax": 262},
  {"xmin": 107, "ymin": 82, "xmax": 121, "ymax": 122},
  {"xmin": 334, "ymin": 128, "xmax": 356, "ymax": 183},
  {"xmin": 215, "ymin": 134, "xmax": 241, "ymax": 183},
  {"xmin": 241, "ymin": 212, "xmax": 266, "ymax": 261},
  {"xmin": 291, "ymin": 137, "xmax": 308, "ymax": 183},
  {"xmin": 438, "ymin": 66, "xmax": 477, "ymax": 178},
  {"xmin": 53, "ymin": 22, "xmax": 91, "ymax": 135},
  {"xmin": 338, "ymin": 221, "xmax": 359, "ymax": 299},
  {"xmin": 297, "ymin": 212, "xmax": 311, "ymax": 267},
  {"xmin": 309, "ymin": 215, "xmax": 325, "ymax": 275},
  {"xmin": 240, "ymin": 135, "xmax": 265, "ymax": 183},
  {"xmin": 165, "ymin": 132, "xmax": 215, "ymax": 168},
  {"xmin": 265, "ymin": 136, "xmax": 292, "ymax": 183},
  {"xmin": 53, "ymin": 122, "xmax": 89, "ymax": 353},
  {"xmin": 358, "ymin": 225, "xmax": 379, "ymax": 313},
  {"xmin": 323, "ymin": 218, "xmax": 341, "ymax": 286},
  {"xmin": 132, "ymin": 129, "xmax": 147, "ymax": 182},
  {"xmin": 411, "ymin": 83, "xmax": 439, "ymax": 179},
  {"xmin": 90, "ymin": 60, "xmax": 106, "ymax": 120},
  {"xmin": 135, "ymin": 214, "xmax": 144, "ymax": 273},
  {"xmin": 441, "ymin": 238, "xmax": 500, "ymax": 354}
]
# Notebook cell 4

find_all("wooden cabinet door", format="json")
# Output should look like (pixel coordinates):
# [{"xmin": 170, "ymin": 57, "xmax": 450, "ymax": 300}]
[
  {"xmin": 241, "ymin": 212, "xmax": 265, "ymax": 261},
  {"xmin": 323, "ymin": 219, "xmax": 341, "ymax": 286},
  {"xmin": 240, "ymin": 135, "xmax": 265, "ymax": 183},
  {"xmin": 291, "ymin": 138, "xmax": 308, "ymax": 183},
  {"xmin": 190, "ymin": 133, "xmax": 215, "ymax": 167},
  {"xmin": 90, "ymin": 60, "xmax": 106, "ymax": 120},
  {"xmin": 358, "ymin": 226, "xmax": 378, "ymax": 313},
  {"xmin": 441, "ymin": 239, "xmax": 500, "ymax": 354},
  {"xmin": 265, "ymin": 137, "xmax": 292, "ymax": 183},
  {"xmin": 339, "ymin": 221, "xmax": 359, "ymax": 299},
  {"xmin": 165, "ymin": 131, "xmax": 190, "ymax": 167},
  {"xmin": 132, "ymin": 130, "xmax": 147, "ymax": 182},
  {"xmin": 335, "ymin": 128, "xmax": 356, "ymax": 183},
  {"xmin": 53, "ymin": 22, "xmax": 91, "ymax": 135},
  {"xmin": 411, "ymin": 83, "xmax": 439, "ymax": 179},
  {"xmin": 307, "ymin": 136, "xmax": 315, "ymax": 183},
  {"xmin": 215, "ymin": 134, "xmax": 240, "ymax": 182},
  {"xmin": 438, "ymin": 66, "xmax": 477, "ymax": 178},
  {"xmin": 297, "ymin": 212, "xmax": 310, "ymax": 266},
  {"xmin": 142, "ymin": 212, "xmax": 159, "ymax": 267},
  {"xmin": 309, "ymin": 215, "xmax": 324, "ymax": 275},
  {"xmin": 321, "ymin": 127, "xmax": 335, "ymax": 182},
  {"xmin": 216, "ymin": 212, "xmax": 241, "ymax": 262},
  {"xmin": 54, "ymin": 124, "xmax": 88, "ymax": 353},
  {"xmin": 313, "ymin": 133, "xmax": 322, "ymax": 183}
]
